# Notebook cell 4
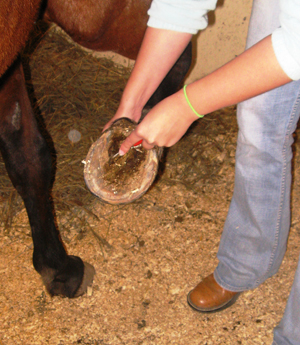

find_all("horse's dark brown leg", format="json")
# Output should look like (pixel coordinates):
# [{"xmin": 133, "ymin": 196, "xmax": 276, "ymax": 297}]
[{"xmin": 0, "ymin": 58, "xmax": 94, "ymax": 297}]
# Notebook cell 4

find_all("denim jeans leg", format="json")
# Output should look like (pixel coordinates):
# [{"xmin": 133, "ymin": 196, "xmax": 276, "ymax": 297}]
[
  {"xmin": 273, "ymin": 257, "xmax": 300, "ymax": 345},
  {"xmin": 213, "ymin": 0, "xmax": 300, "ymax": 291},
  {"xmin": 215, "ymin": 80, "xmax": 300, "ymax": 291}
]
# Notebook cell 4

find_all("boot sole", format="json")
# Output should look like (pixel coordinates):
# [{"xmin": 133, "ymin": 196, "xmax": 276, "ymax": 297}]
[{"xmin": 187, "ymin": 291, "xmax": 241, "ymax": 313}]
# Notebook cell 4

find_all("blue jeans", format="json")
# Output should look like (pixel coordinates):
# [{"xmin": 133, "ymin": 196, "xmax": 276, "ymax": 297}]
[{"xmin": 213, "ymin": 0, "xmax": 300, "ymax": 344}]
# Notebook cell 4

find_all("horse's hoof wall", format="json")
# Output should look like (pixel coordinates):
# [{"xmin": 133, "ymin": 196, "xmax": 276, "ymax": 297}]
[{"xmin": 74, "ymin": 261, "xmax": 95, "ymax": 297}]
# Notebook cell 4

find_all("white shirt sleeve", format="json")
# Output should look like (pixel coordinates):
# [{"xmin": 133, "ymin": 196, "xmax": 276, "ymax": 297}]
[
  {"xmin": 271, "ymin": 0, "xmax": 300, "ymax": 80},
  {"xmin": 147, "ymin": 0, "xmax": 218, "ymax": 34}
]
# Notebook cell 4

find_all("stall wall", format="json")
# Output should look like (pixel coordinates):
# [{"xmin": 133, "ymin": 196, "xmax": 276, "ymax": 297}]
[{"xmin": 187, "ymin": 0, "xmax": 252, "ymax": 82}]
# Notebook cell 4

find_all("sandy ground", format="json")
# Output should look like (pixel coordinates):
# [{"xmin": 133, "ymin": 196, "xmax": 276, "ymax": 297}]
[{"xmin": 0, "ymin": 27, "xmax": 300, "ymax": 345}]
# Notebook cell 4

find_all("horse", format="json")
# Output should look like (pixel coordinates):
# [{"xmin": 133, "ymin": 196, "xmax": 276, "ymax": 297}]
[{"xmin": 0, "ymin": 0, "xmax": 192, "ymax": 298}]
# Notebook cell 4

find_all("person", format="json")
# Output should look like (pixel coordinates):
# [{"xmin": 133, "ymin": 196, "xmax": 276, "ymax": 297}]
[{"xmin": 104, "ymin": 0, "xmax": 300, "ymax": 344}]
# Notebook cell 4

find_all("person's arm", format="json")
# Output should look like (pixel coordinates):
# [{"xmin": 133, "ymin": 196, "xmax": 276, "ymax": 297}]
[
  {"xmin": 103, "ymin": 27, "xmax": 192, "ymax": 130},
  {"xmin": 118, "ymin": 35, "xmax": 292, "ymax": 154},
  {"xmin": 103, "ymin": 0, "xmax": 218, "ymax": 130}
]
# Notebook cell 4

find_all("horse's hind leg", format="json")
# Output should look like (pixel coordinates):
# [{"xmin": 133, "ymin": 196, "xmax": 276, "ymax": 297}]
[{"xmin": 0, "ymin": 58, "xmax": 95, "ymax": 297}]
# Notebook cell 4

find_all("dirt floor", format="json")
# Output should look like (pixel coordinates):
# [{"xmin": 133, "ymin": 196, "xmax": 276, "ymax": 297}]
[{"xmin": 0, "ymin": 25, "xmax": 300, "ymax": 345}]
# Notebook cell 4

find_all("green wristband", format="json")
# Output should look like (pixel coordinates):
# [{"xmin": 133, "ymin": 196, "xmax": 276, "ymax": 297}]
[{"xmin": 183, "ymin": 84, "xmax": 203, "ymax": 118}]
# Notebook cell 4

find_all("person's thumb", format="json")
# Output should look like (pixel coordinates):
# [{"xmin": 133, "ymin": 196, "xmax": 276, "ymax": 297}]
[{"xmin": 119, "ymin": 131, "xmax": 143, "ymax": 156}]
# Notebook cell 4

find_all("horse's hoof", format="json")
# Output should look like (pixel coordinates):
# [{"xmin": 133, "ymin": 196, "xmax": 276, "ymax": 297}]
[
  {"xmin": 74, "ymin": 261, "xmax": 95, "ymax": 297},
  {"xmin": 84, "ymin": 118, "xmax": 162, "ymax": 205},
  {"xmin": 41, "ymin": 256, "xmax": 95, "ymax": 298}
]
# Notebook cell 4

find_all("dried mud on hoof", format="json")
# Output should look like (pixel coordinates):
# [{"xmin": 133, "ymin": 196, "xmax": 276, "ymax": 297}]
[{"xmin": 84, "ymin": 118, "xmax": 162, "ymax": 204}]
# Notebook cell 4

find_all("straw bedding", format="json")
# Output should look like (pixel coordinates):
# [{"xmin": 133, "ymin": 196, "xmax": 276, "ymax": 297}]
[{"xmin": 0, "ymin": 23, "xmax": 300, "ymax": 345}]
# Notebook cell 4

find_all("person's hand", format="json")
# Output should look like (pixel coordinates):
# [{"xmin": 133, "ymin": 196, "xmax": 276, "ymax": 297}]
[
  {"xmin": 118, "ymin": 89, "xmax": 199, "ymax": 155},
  {"xmin": 102, "ymin": 103, "xmax": 142, "ymax": 132}
]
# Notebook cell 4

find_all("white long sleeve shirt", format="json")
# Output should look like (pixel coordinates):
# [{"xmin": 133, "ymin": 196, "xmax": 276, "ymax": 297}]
[{"xmin": 148, "ymin": 0, "xmax": 300, "ymax": 80}]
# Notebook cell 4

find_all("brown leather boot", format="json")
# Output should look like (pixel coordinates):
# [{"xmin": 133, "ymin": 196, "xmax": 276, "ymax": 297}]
[{"xmin": 187, "ymin": 274, "xmax": 240, "ymax": 312}]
